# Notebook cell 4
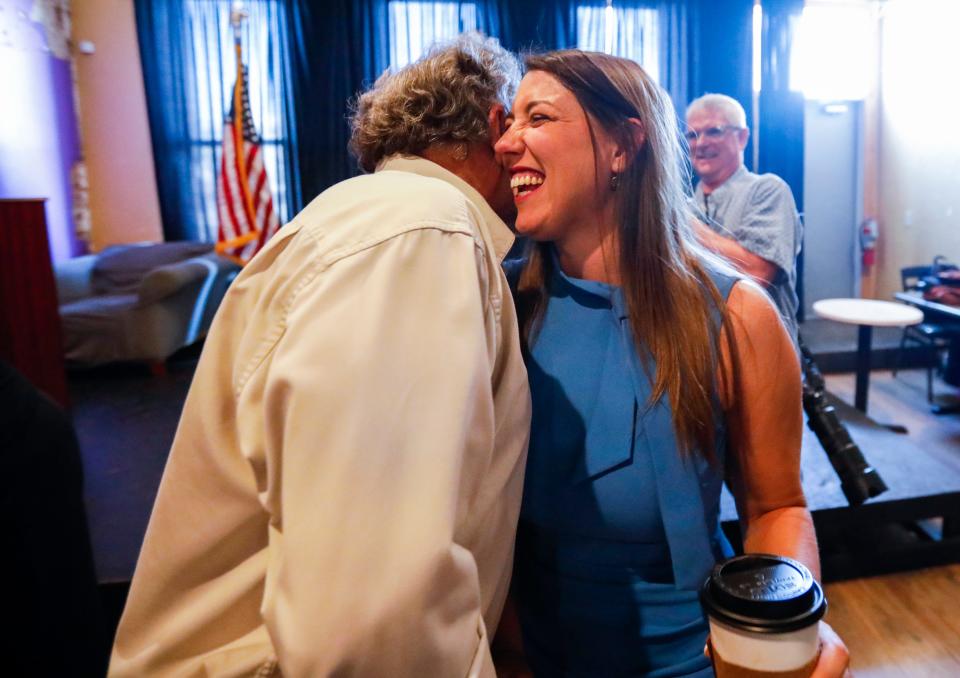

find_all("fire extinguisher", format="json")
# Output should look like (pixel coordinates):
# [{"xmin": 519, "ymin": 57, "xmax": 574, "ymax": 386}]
[{"xmin": 860, "ymin": 218, "xmax": 879, "ymax": 267}]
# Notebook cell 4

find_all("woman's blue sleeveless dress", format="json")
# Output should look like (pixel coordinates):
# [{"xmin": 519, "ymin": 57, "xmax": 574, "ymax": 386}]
[{"xmin": 514, "ymin": 254, "xmax": 737, "ymax": 677}]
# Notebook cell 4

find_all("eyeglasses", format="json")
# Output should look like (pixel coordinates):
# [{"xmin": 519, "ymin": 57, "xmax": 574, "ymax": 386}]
[{"xmin": 684, "ymin": 125, "xmax": 742, "ymax": 143}]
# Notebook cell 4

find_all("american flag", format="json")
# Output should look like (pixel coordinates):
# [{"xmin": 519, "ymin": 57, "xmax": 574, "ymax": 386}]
[{"xmin": 216, "ymin": 40, "xmax": 279, "ymax": 265}]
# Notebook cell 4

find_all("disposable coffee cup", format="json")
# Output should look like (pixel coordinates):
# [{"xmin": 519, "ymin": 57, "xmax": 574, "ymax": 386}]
[{"xmin": 700, "ymin": 554, "xmax": 826, "ymax": 678}]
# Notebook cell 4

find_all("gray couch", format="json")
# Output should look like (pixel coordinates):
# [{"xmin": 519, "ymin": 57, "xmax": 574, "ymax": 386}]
[{"xmin": 55, "ymin": 242, "xmax": 240, "ymax": 366}]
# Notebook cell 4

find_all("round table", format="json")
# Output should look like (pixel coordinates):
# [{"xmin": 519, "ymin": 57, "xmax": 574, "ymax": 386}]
[{"xmin": 812, "ymin": 298, "xmax": 923, "ymax": 414}]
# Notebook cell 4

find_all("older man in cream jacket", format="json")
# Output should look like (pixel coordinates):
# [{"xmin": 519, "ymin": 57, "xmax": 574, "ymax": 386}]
[{"xmin": 109, "ymin": 34, "xmax": 530, "ymax": 677}]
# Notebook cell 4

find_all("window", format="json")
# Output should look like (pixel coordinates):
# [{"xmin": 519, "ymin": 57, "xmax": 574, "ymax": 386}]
[
  {"xmin": 388, "ymin": 1, "xmax": 478, "ymax": 69},
  {"xmin": 184, "ymin": 0, "xmax": 292, "ymax": 241},
  {"xmin": 790, "ymin": 1, "xmax": 874, "ymax": 100},
  {"xmin": 881, "ymin": 0, "xmax": 960, "ymax": 132},
  {"xmin": 576, "ymin": 2, "xmax": 659, "ymax": 84}
]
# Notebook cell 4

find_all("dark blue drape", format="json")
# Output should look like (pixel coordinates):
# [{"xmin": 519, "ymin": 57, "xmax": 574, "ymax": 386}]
[
  {"xmin": 287, "ymin": 0, "xmax": 512, "ymax": 201},
  {"xmin": 499, "ymin": 0, "xmax": 693, "ymax": 140},
  {"xmin": 500, "ymin": 0, "xmax": 577, "ymax": 52},
  {"xmin": 758, "ymin": 0, "xmax": 805, "ymax": 317},
  {"xmin": 758, "ymin": 0, "xmax": 804, "ymax": 205},
  {"xmin": 135, "ymin": 0, "xmax": 194, "ymax": 241},
  {"xmin": 137, "ymin": 0, "xmax": 802, "ymax": 234},
  {"xmin": 282, "ymin": 0, "xmax": 381, "ymax": 204},
  {"xmin": 656, "ymin": 1, "xmax": 694, "ymax": 117}
]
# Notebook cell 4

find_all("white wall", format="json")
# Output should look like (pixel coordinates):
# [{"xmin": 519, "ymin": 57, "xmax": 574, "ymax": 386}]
[
  {"xmin": 73, "ymin": 0, "xmax": 163, "ymax": 250},
  {"xmin": 0, "ymin": 0, "xmax": 84, "ymax": 261},
  {"xmin": 875, "ymin": 0, "xmax": 960, "ymax": 297},
  {"xmin": 803, "ymin": 100, "xmax": 862, "ymax": 312}
]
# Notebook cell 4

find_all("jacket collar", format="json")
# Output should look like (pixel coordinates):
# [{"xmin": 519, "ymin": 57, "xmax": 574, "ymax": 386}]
[
  {"xmin": 697, "ymin": 164, "xmax": 750, "ymax": 200},
  {"xmin": 377, "ymin": 155, "xmax": 515, "ymax": 262},
  {"xmin": 547, "ymin": 245, "xmax": 629, "ymax": 320}
]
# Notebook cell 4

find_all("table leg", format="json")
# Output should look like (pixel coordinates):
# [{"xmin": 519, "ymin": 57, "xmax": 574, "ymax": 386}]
[
  {"xmin": 929, "ymin": 330, "xmax": 960, "ymax": 414},
  {"xmin": 854, "ymin": 324, "xmax": 911, "ymax": 432},
  {"xmin": 855, "ymin": 325, "xmax": 872, "ymax": 412},
  {"xmin": 944, "ymin": 335, "xmax": 960, "ymax": 387}
]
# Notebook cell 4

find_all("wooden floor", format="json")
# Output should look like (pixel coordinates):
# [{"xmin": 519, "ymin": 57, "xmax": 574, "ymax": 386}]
[{"xmin": 823, "ymin": 369, "xmax": 960, "ymax": 677}]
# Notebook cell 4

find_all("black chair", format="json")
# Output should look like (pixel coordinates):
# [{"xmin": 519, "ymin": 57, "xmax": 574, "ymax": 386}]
[
  {"xmin": 892, "ymin": 265, "xmax": 960, "ymax": 402},
  {"xmin": 0, "ymin": 360, "xmax": 109, "ymax": 677}
]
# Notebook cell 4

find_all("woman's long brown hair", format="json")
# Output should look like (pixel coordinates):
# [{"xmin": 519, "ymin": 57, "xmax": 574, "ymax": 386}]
[{"xmin": 515, "ymin": 50, "xmax": 739, "ymax": 461}]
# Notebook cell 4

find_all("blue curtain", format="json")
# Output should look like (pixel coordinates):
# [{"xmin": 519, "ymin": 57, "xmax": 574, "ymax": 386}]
[
  {"xmin": 386, "ymin": 0, "xmax": 512, "ymax": 67},
  {"xmin": 576, "ymin": 3, "xmax": 662, "ymax": 76},
  {"xmin": 468, "ymin": 0, "xmax": 694, "ymax": 140},
  {"xmin": 758, "ymin": 0, "xmax": 805, "ymax": 317},
  {"xmin": 281, "ymin": 0, "xmax": 381, "ymax": 203},
  {"xmin": 135, "ymin": 0, "xmax": 773, "ymax": 230},
  {"xmin": 568, "ymin": 1, "xmax": 692, "ymax": 118},
  {"xmin": 135, "ymin": 0, "xmax": 300, "ymax": 242},
  {"xmin": 758, "ymin": 0, "xmax": 803, "ymax": 204},
  {"xmin": 502, "ymin": 0, "xmax": 577, "ymax": 51},
  {"xmin": 135, "ymin": 0, "xmax": 192, "ymax": 241},
  {"xmin": 656, "ymin": 1, "xmax": 693, "ymax": 118}
]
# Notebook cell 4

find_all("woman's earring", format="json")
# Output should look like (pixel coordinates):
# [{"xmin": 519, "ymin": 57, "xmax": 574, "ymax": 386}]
[
  {"xmin": 610, "ymin": 172, "xmax": 620, "ymax": 192},
  {"xmin": 453, "ymin": 143, "xmax": 468, "ymax": 162}
]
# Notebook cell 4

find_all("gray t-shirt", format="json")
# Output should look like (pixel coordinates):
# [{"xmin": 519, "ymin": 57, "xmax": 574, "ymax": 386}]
[{"xmin": 694, "ymin": 165, "xmax": 802, "ymax": 343}]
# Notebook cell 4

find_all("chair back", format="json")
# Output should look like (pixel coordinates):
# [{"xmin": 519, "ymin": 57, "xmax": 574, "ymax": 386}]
[
  {"xmin": 902, "ymin": 258, "xmax": 960, "ymax": 291},
  {"xmin": 933, "ymin": 255, "xmax": 956, "ymax": 271},
  {"xmin": 901, "ymin": 265, "xmax": 932, "ymax": 291}
]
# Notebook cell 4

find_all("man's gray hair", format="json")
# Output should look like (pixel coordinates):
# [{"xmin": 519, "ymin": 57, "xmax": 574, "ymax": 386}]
[
  {"xmin": 686, "ymin": 93, "xmax": 747, "ymax": 129},
  {"xmin": 350, "ymin": 32, "xmax": 521, "ymax": 173}
]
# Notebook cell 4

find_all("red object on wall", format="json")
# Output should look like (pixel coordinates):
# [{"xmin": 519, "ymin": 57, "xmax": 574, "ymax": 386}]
[
  {"xmin": 0, "ymin": 199, "xmax": 69, "ymax": 408},
  {"xmin": 860, "ymin": 218, "xmax": 878, "ymax": 268}
]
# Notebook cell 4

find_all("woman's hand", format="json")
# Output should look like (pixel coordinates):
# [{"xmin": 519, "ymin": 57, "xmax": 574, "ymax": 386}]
[
  {"xmin": 811, "ymin": 621, "xmax": 851, "ymax": 678},
  {"xmin": 705, "ymin": 621, "xmax": 850, "ymax": 677}
]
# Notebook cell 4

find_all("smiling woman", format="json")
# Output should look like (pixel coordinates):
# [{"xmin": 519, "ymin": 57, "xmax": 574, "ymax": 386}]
[
  {"xmin": 494, "ymin": 50, "xmax": 850, "ymax": 678},
  {"xmin": 497, "ymin": 69, "xmax": 624, "ymax": 248}
]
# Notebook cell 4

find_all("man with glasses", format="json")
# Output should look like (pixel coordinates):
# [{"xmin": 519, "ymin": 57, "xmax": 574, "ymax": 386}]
[{"xmin": 686, "ymin": 93, "xmax": 802, "ymax": 342}]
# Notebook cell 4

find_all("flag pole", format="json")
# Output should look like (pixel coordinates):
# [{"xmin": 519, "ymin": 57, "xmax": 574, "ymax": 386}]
[
  {"xmin": 230, "ymin": 2, "xmax": 248, "ymax": 44},
  {"xmin": 216, "ymin": 2, "xmax": 257, "ymax": 263},
  {"xmin": 230, "ymin": 1, "xmax": 247, "ymax": 138},
  {"xmin": 217, "ymin": 1, "xmax": 280, "ymax": 265},
  {"xmin": 228, "ymin": 2, "xmax": 260, "ymax": 251}
]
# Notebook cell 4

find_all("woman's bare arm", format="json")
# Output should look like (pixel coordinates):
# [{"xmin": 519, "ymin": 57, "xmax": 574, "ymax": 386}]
[
  {"xmin": 719, "ymin": 280, "xmax": 817, "ymax": 574},
  {"xmin": 718, "ymin": 280, "xmax": 849, "ymax": 676}
]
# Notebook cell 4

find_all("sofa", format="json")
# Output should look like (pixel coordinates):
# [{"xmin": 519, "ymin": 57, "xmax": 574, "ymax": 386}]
[{"xmin": 55, "ymin": 242, "xmax": 240, "ymax": 367}]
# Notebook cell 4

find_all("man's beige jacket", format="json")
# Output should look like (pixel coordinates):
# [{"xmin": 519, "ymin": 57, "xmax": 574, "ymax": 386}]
[{"xmin": 109, "ymin": 156, "xmax": 531, "ymax": 677}]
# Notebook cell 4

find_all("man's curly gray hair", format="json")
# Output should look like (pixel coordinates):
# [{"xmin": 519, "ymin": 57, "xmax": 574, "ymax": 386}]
[{"xmin": 350, "ymin": 32, "xmax": 520, "ymax": 173}]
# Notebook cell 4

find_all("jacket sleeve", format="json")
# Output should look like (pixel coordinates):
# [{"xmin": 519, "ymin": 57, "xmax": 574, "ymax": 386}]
[{"xmin": 239, "ymin": 225, "xmax": 500, "ymax": 677}]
